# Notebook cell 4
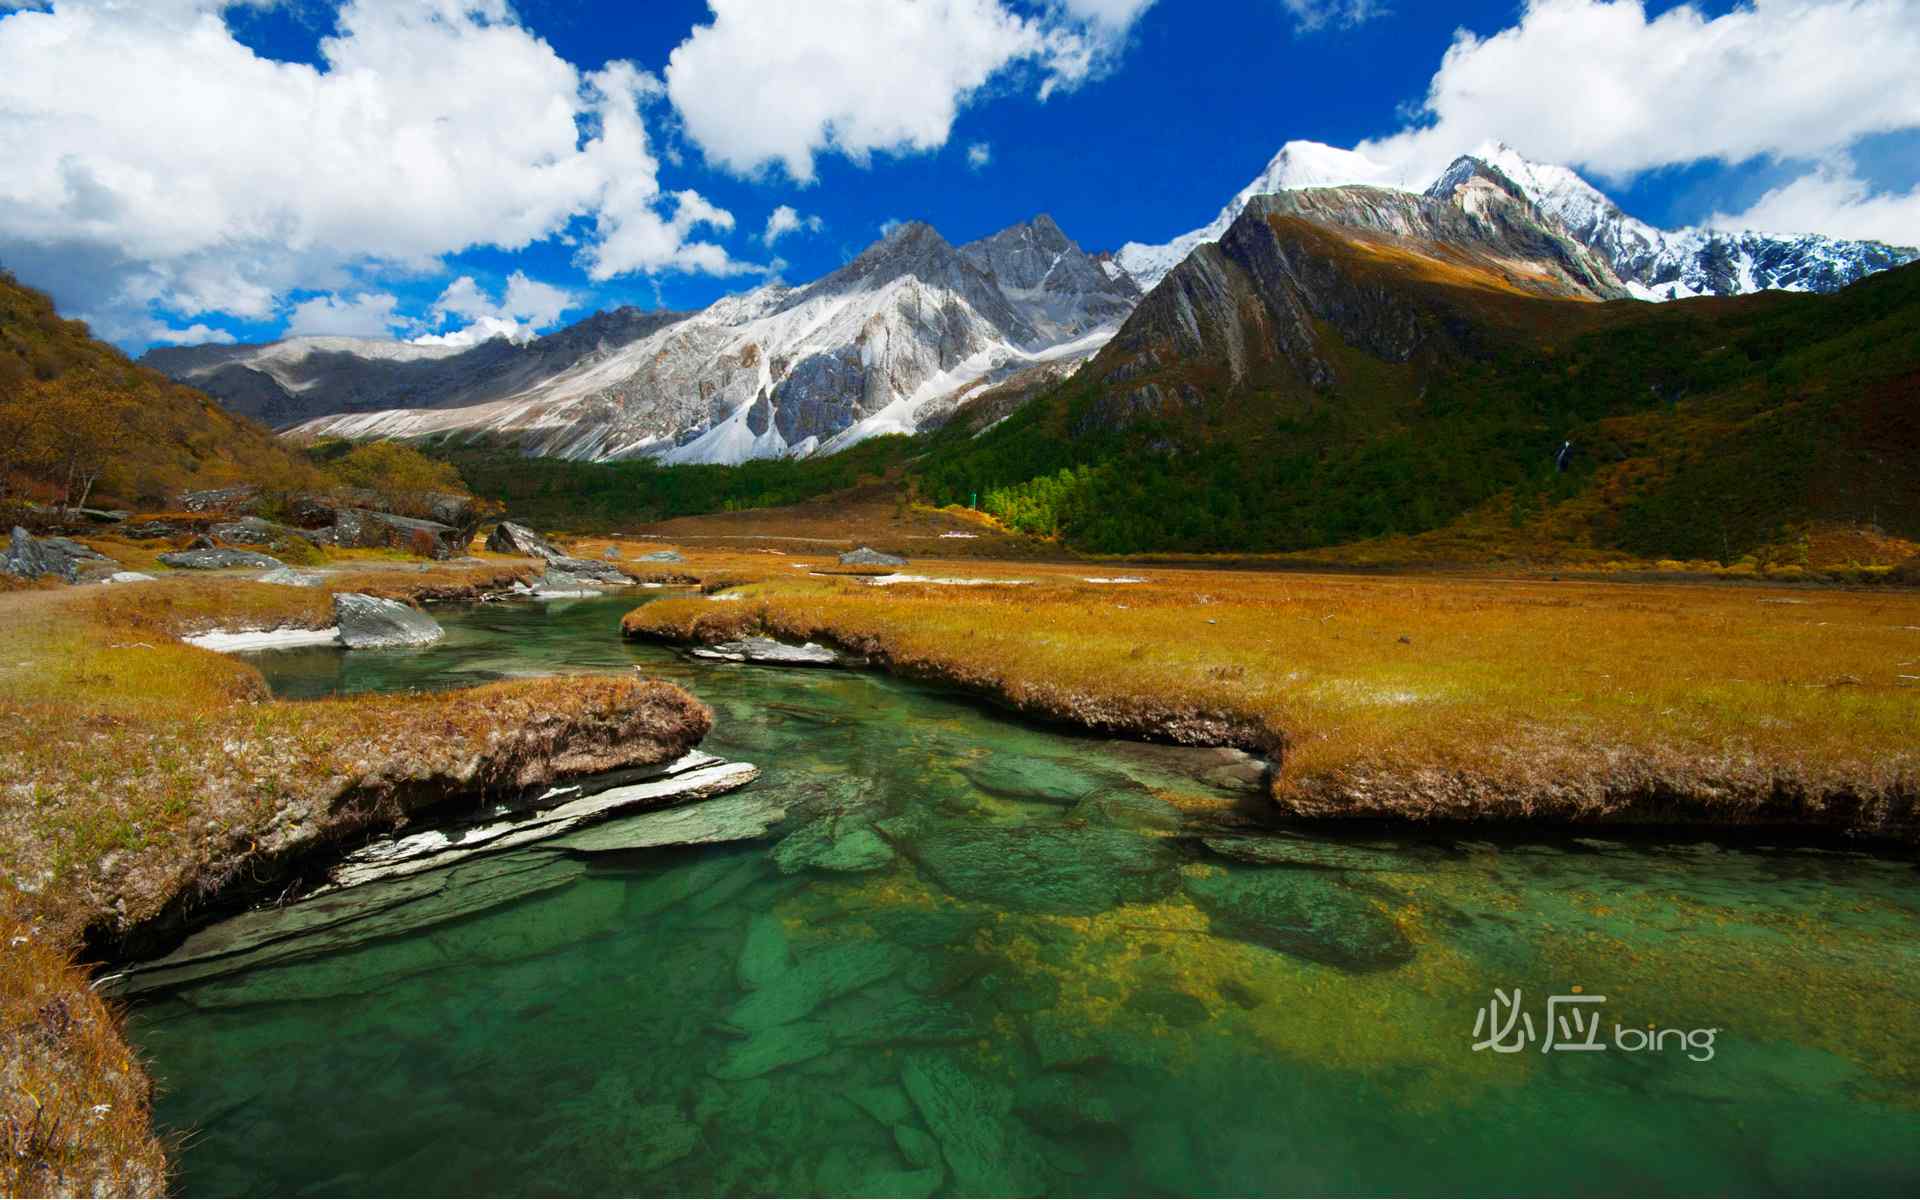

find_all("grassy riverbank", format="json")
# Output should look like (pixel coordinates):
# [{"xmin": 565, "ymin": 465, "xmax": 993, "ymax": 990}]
[
  {"xmin": 622, "ymin": 552, "xmax": 1920, "ymax": 841},
  {"xmin": 0, "ymin": 558, "xmax": 715, "ymax": 1196}
]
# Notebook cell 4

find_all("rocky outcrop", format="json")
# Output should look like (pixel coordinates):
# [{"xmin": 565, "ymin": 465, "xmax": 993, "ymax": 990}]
[
  {"xmin": 2, "ymin": 526, "xmax": 120, "ymax": 583},
  {"xmin": 839, "ymin": 547, "xmax": 908, "ymax": 567},
  {"xmin": 173, "ymin": 485, "xmax": 261, "ymax": 513},
  {"xmin": 256, "ymin": 567, "xmax": 325, "ymax": 587},
  {"xmin": 487, "ymin": 520, "xmax": 564, "ymax": 560},
  {"xmin": 158, "ymin": 547, "xmax": 286, "ymax": 571},
  {"xmin": 332, "ymin": 593, "xmax": 445, "ymax": 648}
]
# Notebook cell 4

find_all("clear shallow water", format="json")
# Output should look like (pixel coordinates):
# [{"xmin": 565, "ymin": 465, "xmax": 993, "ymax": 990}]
[{"xmin": 127, "ymin": 595, "xmax": 1920, "ymax": 1196}]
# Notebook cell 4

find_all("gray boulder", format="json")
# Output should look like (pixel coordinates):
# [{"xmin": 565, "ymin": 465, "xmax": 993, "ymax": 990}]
[
  {"xmin": 486, "ymin": 521, "xmax": 564, "ymax": 560},
  {"xmin": 104, "ymin": 571, "xmax": 158, "ymax": 585},
  {"xmin": 636, "ymin": 549, "xmax": 685, "ymax": 563},
  {"xmin": 331, "ymin": 509, "xmax": 465, "ymax": 559},
  {"xmin": 3, "ymin": 527, "xmax": 120, "ymax": 583},
  {"xmin": 209, "ymin": 516, "xmax": 302, "ymax": 547},
  {"xmin": 839, "ymin": 546, "xmax": 908, "ymax": 567},
  {"xmin": 547, "ymin": 555, "xmax": 630, "ymax": 584},
  {"xmin": 332, "ymin": 593, "xmax": 445, "ymax": 649},
  {"xmin": 257, "ymin": 567, "xmax": 325, "ymax": 587},
  {"xmin": 124, "ymin": 520, "xmax": 182, "ymax": 540},
  {"xmin": 159, "ymin": 548, "xmax": 286, "ymax": 571},
  {"xmin": 601, "ymin": 546, "xmax": 621, "ymax": 560}
]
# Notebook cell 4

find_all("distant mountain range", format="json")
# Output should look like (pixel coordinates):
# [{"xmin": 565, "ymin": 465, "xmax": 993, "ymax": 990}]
[{"xmin": 143, "ymin": 140, "xmax": 1916, "ymax": 464}]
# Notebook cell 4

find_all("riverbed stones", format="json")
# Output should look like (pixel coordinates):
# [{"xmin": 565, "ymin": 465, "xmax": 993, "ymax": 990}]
[
  {"xmin": 332, "ymin": 593, "xmax": 445, "ymax": 649},
  {"xmin": 486, "ymin": 520, "xmax": 564, "ymax": 559},
  {"xmin": 839, "ymin": 546, "xmax": 907, "ymax": 567},
  {"xmin": 1183, "ymin": 867, "xmax": 1415, "ymax": 972},
  {"xmin": 905, "ymin": 824, "xmax": 1178, "ymax": 916},
  {"xmin": 900, "ymin": 1053, "xmax": 1048, "ymax": 1196},
  {"xmin": 159, "ymin": 547, "xmax": 286, "ymax": 571},
  {"xmin": 691, "ymin": 637, "xmax": 847, "ymax": 668},
  {"xmin": 724, "ymin": 942, "xmax": 909, "ymax": 1032},
  {"xmin": 737, "ymin": 913, "xmax": 794, "ymax": 990},
  {"xmin": 710, "ymin": 1020, "xmax": 834, "ymax": 1080}
]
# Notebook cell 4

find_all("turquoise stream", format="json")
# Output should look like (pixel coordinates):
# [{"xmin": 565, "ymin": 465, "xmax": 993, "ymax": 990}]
[{"xmin": 126, "ymin": 595, "xmax": 1920, "ymax": 1196}]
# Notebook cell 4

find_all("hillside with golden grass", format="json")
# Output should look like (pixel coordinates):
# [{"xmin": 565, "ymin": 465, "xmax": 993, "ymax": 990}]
[{"xmin": 0, "ymin": 271, "xmax": 322, "ymax": 512}]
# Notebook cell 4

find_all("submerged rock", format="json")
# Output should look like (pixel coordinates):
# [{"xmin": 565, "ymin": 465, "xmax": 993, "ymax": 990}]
[
  {"xmin": 486, "ymin": 520, "xmax": 563, "ymax": 560},
  {"xmin": 158, "ymin": 547, "xmax": 285, "ymax": 571},
  {"xmin": 900, "ymin": 1053, "xmax": 1048, "ymax": 1196},
  {"xmin": 692, "ymin": 637, "xmax": 848, "ymax": 668},
  {"xmin": 960, "ymin": 755, "xmax": 1112, "ymax": 805},
  {"xmin": 332, "ymin": 593, "xmax": 445, "ymax": 649},
  {"xmin": 772, "ymin": 814, "xmax": 896, "ymax": 874},
  {"xmin": 725, "ymin": 942, "xmax": 909, "ymax": 1032},
  {"xmin": 1183, "ymin": 867, "xmax": 1415, "ymax": 973},
  {"xmin": 1071, "ymin": 789, "xmax": 1184, "ymax": 831},
  {"xmin": 905, "ymin": 824, "xmax": 1179, "ymax": 915},
  {"xmin": 839, "ymin": 546, "xmax": 908, "ymax": 567},
  {"xmin": 1202, "ymin": 834, "xmax": 1436, "ymax": 873},
  {"xmin": 710, "ymin": 1021, "xmax": 834, "ymax": 1080}
]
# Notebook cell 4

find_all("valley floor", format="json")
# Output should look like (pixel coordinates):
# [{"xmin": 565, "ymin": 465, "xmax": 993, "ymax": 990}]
[{"xmin": 2, "ymin": 528, "xmax": 1917, "ymax": 1195}]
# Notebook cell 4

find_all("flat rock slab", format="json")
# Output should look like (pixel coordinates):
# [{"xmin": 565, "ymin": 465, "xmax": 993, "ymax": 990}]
[
  {"xmin": 328, "ymin": 753, "xmax": 761, "ymax": 889},
  {"xmin": 333, "ymin": 592, "xmax": 445, "ymax": 649},
  {"xmin": 257, "ymin": 567, "xmax": 325, "ymax": 587},
  {"xmin": 960, "ymin": 755, "xmax": 1114, "ymax": 805},
  {"xmin": 725, "ymin": 941, "xmax": 911, "ymax": 1032},
  {"xmin": 159, "ymin": 547, "xmax": 285, "ymax": 571},
  {"xmin": 635, "ymin": 550, "xmax": 685, "ymax": 563},
  {"xmin": 1184, "ymin": 867, "xmax": 1415, "ymax": 973},
  {"xmin": 692, "ymin": 637, "xmax": 848, "ymax": 668},
  {"xmin": 839, "ymin": 546, "xmax": 908, "ymax": 567},
  {"xmin": 100, "ymin": 849, "xmax": 583, "ymax": 998},
  {"xmin": 904, "ymin": 824, "xmax": 1179, "ymax": 916}
]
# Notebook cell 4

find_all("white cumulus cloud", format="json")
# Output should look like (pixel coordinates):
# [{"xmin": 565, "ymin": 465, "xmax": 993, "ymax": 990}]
[
  {"xmin": 1280, "ymin": 0, "xmax": 1385, "ymax": 31},
  {"xmin": 663, "ymin": 0, "xmax": 1155, "ymax": 183},
  {"xmin": 1357, "ymin": 0, "xmax": 1920, "ymax": 190},
  {"xmin": 0, "ymin": 0, "xmax": 749, "ymax": 347},
  {"xmin": 762, "ymin": 205, "xmax": 824, "ymax": 245},
  {"xmin": 284, "ymin": 292, "xmax": 404, "ymax": 339},
  {"xmin": 966, "ymin": 142, "xmax": 993, "ymax": 170},
  {"xmin": 1711, "ymin": 159, "xmax": 1920, "ymax": 244},
  {"xmin": 416, "ymin": 271, "xmax": 580, "ymax": 347}
]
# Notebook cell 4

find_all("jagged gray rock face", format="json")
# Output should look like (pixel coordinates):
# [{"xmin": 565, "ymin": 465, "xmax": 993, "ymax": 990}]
[
  {"xmin": 2, "ymin": 527, "xmax": 119, "ymax": 583},
  {"xmin": 159, "ymin": 547, "xmax": 286, "ymax": 571},
  {"xmin": 958, "ymin": 213, "xmax": 1141, "ymax": 341},
  {"xmin": 332, "ymin": 593, "xmax": 444, "ymax": 648}
]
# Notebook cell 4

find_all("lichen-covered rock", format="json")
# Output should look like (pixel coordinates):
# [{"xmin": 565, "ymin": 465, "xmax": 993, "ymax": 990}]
[
  {"xmin": 208, "ymin": 516, "xmax": 299, "ymax": 546},
  {"xmin": 332, "ymin": 593, "xmax": 445, "ymax": 649},
  {"xmin": 158, "ymin": 547, "xmax": 286, "ymax": 571},
  {"xmin": 839, "ymin": 546, "xmax": 908, "ymax": 567},
  {"xmin": 486, "ymin": 521, "xmax": 564, "ymax": 560},
  {"xmin": 3, "ymin": 526, "xmax": 119, "ymax": 582},
  {"xmin": 1183, "ymin": 866, "xmax": 1415, "ymax": 972}
]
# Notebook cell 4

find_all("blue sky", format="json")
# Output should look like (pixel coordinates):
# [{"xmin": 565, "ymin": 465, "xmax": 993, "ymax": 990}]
[{"xmin": 1, "ymin": 0, "xmax": 1915, "ymax": 352}]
